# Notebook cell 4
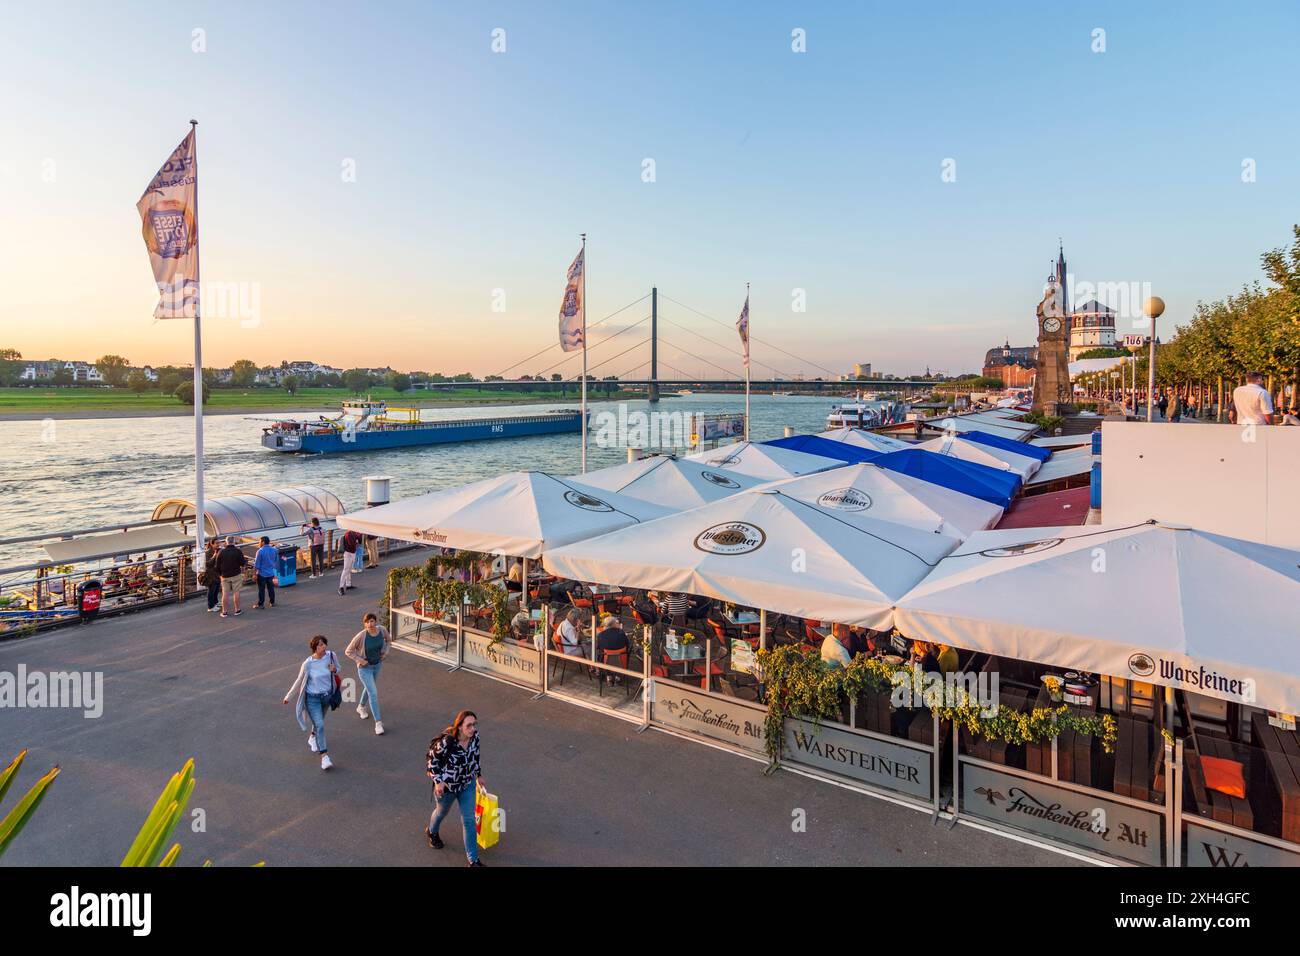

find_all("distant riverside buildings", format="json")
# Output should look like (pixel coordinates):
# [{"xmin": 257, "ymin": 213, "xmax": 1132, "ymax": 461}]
[
  {"xmin": 1069, "ymin": 299, "xmax": 1118, "ymax": 360},
  {"xmin": 982, "ymin": 341, "xmax": 1037, "ymax": 388}
]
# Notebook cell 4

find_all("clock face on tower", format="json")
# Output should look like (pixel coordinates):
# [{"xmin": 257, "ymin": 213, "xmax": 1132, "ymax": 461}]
[{"xmin": 1042, "ymin": 317, "xmax": 1062, "ymax": 334}]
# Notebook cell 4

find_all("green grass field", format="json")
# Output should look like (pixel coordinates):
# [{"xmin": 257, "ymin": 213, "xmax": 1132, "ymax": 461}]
[{"xmin": 0, "ymin": 385, "xmax": 634, "ymax": 414}]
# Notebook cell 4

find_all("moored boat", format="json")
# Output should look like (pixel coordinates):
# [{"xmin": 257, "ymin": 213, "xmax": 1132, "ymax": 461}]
[{"xmin": 260, "ymin": 400, "xmax": 583, "ymax": 453}]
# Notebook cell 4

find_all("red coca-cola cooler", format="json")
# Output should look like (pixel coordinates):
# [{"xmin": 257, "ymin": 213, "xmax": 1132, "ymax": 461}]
[{"xmin": 76, "ymin": 579, "xmax": 103, "ymax": 622}]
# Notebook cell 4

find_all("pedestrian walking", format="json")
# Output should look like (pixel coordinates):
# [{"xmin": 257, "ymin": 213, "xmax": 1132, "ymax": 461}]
[
  {"xmin": 282, "ymin": 635, "xmax": 340, "ymax": 771},
  {"xmin": 253, "ymin": 535, "xmax": 278, "ymax": 609},
  {"xmin": 1157, "ymin": 391, "xmax": 1169, "ymax": 420},
  {"xmin": 301, "ymin": 517, "xmax": 326, "ymax": 579},
  {"xmin": 1169, "ymin": 392, "xmax": 1183, "ymax": 423},
  {"xmin": 346, "ymin": 612, "xmax": 389, "ymax": 735},
  {"xmin": 364, "ymin": 533, "xmax": 380, "ymax": 569},
  {"xmin": 338, "ymin": 529, "xmax": 361, "ymax": 596},
  {"xmin": 425, "ymin": 710, "xmax": 486, "ymax": 866},
  {"xmin": 1233, "ymin": 371, "xmax": 1275, "ymax": 425},
  {"xmin": 202, "ymin": 540, "xmax": 221, "ymax": 612},
  {"xmin": 216, "ymin": 536, "xmax": 247, "ymax": 618}
]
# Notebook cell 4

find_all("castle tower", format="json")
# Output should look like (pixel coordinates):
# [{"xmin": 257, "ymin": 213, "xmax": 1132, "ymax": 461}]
[{"xmin": 1056, "ymin": 241, "xmax": 1070, "ymax": 319}]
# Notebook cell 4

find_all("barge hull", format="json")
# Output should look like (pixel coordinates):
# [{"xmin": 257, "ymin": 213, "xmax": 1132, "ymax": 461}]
[{"xmin": 264, "ymin": 413, "xmax": 583, "ymax": 453}]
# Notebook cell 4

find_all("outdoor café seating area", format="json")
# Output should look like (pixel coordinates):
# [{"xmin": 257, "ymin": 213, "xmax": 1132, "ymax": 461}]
[{"xmin": 351, "ymin": 418, "xmax": 1300, "ymax": 867}]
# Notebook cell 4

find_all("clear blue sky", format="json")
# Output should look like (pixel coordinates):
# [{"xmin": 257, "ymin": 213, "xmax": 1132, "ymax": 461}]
[{"xmin": 1, "ymin": 0, "xmax": 1296, "ymax": 377}]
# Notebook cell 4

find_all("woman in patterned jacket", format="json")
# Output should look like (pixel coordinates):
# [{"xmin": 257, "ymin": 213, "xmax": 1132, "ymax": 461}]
[{"xmin": 426, "ymin": 709, "xmax": 487, "ymax": 866}]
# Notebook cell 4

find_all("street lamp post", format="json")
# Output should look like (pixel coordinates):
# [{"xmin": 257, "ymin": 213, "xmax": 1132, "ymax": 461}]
[{"xmin": 1144, "ymin": 296, "xmax": 1165, "ymax": 422}]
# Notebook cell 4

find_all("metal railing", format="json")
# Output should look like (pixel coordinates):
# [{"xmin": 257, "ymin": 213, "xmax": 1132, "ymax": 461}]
[{"xmin": 0, "ymin": 534, "xmax": 421, "ymax": 638}]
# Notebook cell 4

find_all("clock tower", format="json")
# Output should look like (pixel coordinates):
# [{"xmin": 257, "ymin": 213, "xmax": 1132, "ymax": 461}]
[{"xmin": 1031, "ymin": 268, "xmax": 1072, "ymax": 415}]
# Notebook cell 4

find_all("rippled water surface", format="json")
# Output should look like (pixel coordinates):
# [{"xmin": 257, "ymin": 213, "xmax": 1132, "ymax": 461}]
[{"xmin": 4, "ymin": 394, "xmax": 868, "ymax": 568}]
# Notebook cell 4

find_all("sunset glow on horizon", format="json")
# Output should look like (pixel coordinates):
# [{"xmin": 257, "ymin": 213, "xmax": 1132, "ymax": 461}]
[{"xmin": 2, "ymin": 1, "xmax": 1297, "ymax": 377}]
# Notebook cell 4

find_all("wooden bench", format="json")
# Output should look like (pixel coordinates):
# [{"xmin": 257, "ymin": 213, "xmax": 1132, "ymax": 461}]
[
  {"xmin": 855, "ymin": 686, "xmax": 893, "ymax": 735},
  {"xmin": 1250, "ymin": 713, "xmax": 1300, "ymax": 843},
  {"xmin": 1111, "ymin": 714, "xmax": 1163, "ymax": 803},
  {"xmin": 1025, "ymin": 685, "xmax": 1099, "ymax": 787},
  {"xmin": 1187, "ymin": 733, "xmax": 1254, "ymax": 831},
  {"xmin": 962, "ymin": 685, "xmax": 1032, "ymax": 767}
]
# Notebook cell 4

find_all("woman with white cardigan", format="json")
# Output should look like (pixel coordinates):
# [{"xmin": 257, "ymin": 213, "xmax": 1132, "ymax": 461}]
[{"xmin": 283, "ymin": 635, "xmax": 340, "ymax": 770}]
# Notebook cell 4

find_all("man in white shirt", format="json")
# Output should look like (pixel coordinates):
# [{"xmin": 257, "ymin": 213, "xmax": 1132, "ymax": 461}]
[
  {"xmin": 819, "ymin": 626, "xmax": 851, "ymax": 669},
  {"xmin": 558, "ymin": 609, "xmax": 588, "ymax": 657},
  {"xmin": 1233, "ymin": 372, "xmax": 1274, "ymax": 425}
]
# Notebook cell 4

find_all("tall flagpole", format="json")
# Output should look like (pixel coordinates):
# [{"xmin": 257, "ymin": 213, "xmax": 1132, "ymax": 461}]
[
  {"xmin": 744, "ymin": 282, "xmax": 751, "ymax": 441},
  {"xmin": 189, "ymin": 119, "xmax": 206, "ymax": 571},
  {"xmin": 580, "ymin": 232, "xmax": 588, "ymax": 473}
]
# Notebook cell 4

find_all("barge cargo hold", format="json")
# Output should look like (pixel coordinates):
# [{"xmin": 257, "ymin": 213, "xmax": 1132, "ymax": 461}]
[{"xmin": 261, "ymin": 401, "xmax": 584, "ymax": 453}]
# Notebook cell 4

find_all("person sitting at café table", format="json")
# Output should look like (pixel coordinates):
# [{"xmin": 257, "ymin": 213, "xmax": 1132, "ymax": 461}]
[
  {"xmin": 548, "ymin": 575, "xmax": 580, "ymax": 602},
  {"xmin": 820, "ymin": 624, "xmax": 852, "ymax": 669},
  {"xmin": 685, "ymin": 593, "xmax": 712, "ymax": 621},
  {"xmin": 629, "ymin": 590, "xmax": 661, "ymax": 625},
  {"xmin": 510, "ymin": 609, "xmax": 533, "ymax": 644},
  {"xmin": 911, "ymin": 640, "xmax": 939, "ymax": 673},
  {"xmin": 595, "ymin": 615, "xmax": 629, "ymax": 683},
  {"xmin": 504, "ymin": 559, "xmax": 524, "ymax": 592},
  {"xmin": 845, "ymin": 625, "xmax": 875, "ymax": 657},
  {"xmin": 557, "ymin": 608, "xmax": 589, "ymax": 658},
  {"xmin": 936, "ymin": 643, "xmax": 959, "ymax": 675}
]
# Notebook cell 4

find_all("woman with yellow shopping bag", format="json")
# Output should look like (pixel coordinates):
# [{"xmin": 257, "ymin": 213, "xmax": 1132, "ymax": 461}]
[{"xmin": 426, "ymin": 709, "xmax": 488, "ymax": 866}]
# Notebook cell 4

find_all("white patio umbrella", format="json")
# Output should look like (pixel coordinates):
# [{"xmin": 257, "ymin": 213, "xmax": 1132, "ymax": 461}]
[
  {"xmin": 684, "ymin": 440, "xmax": 841, "ymax": 480},
  {"xmin": 913, "ymin": 433, "xmax": 1041, "ymax": 479},
  {"xmin": 894, "ymin": 521, "xmax": 1300, "ymax": 713},
  {"xmin": 542, "ymin": 487, "xmax": 960, "ymax": 630},
  {"xmin": 758, "ymin": 462, "xmax": 1004, "ymax": 539},
  {"xmin": 921, "ymin": 417, "xmax": 1030, "ymax": 441},
  {"xmin": 953, "ymin": 412, "xmax": 1039, "ymax": 435},
  {"xmin": 817, "ymin": 427, "xmax": 913, "ymax": 454},
  {"xmin": 335, "ymin": 471, "xmax": 670, "ymax": 559},
  {"xmin": 576, "ymin": 454, "xmax": 765, "ymax": 509}
]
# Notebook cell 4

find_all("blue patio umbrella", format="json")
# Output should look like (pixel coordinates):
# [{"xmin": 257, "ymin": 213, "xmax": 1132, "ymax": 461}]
[
  {"xmin": 869, "ymin": 448, "xmax": 1021, "ymax": 508},
  {"xmin": 960, "ymin": 430, "xmax": 1051, "ymax": 462},
  {"xmin": 764, "ymin": 433, "xmax": 886, "ymax": 464}
]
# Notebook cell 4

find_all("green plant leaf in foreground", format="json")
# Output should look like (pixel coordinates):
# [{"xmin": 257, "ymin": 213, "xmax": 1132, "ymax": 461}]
[
  {"xmin": 121, "ymin": 759, "xmax": 196, "ymax": 867},
  {"xmin": 0, "ymin": 749, "xmax": 29, "ymax": 805},
  {"xmin": 0, "ymin": 762, "xmax": 60, "ymax": 858}
]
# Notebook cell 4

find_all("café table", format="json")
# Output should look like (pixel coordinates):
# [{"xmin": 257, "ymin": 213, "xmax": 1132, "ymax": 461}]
[{"xmin": 663, "ymin": 640, "xmax": 705, "ymax": 679}]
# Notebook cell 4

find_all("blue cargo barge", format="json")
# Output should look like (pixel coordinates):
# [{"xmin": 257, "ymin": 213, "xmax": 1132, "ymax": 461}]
[{"xmin": 261, "ymin": 401, "xmax": 583, "ymax": 454}]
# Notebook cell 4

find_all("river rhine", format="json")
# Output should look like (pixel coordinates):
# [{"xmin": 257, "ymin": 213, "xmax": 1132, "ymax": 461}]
[{"xmin": 2, "ymin": 394, "xmax": 860, "ymax": 570}]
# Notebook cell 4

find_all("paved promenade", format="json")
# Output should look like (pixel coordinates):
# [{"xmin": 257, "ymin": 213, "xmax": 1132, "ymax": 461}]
[{"xmin": 2, "ymin": 561, "xmax": 1074, "ymax": 867}]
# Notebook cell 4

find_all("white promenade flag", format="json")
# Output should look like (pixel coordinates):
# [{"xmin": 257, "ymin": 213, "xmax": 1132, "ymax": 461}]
[
  {"xmin": 137, "ymin": 129, "xmax": 200, "ymax": 319},
  {"xmin": 736, "ymin": 292, "xmax": 750, "ymax": 368},
  {"xmin": 558, "ymin": 247, "xmax": 585, "ymax": 352}
]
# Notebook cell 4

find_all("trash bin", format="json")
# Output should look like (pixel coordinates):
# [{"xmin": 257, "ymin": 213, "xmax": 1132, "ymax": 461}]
[
  {"xmin": 276, "ymin": 546, "xmax": 299, "ymax": 587},
  {"xmin": 76, "ymin": 579, "xmax": 103, "ymax": 622}
]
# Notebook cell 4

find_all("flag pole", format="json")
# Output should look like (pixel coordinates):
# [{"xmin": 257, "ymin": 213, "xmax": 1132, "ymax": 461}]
[
  {"xmin": 580, "ymin": 232, "xmax": 588, "ymax": 473},
  {"xmin": 744, "ymin": 282, "xmax": 751, "ymax": 441},
  {"xmin": 189, "ymin": 119, "xmax": 206, "ymax": 572}
]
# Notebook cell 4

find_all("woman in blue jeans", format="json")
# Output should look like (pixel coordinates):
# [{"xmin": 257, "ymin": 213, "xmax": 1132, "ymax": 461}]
[
  {"xmin": 283, "ymin": 635, "xmax": 339, "ymax": 771},
  {"xmin": 345, "ymin": 612, "xmax": 389, "ymax": 736},
  {"xmin": 426, "ymin": 710, "xmax": 487, "ymax": 866}
]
